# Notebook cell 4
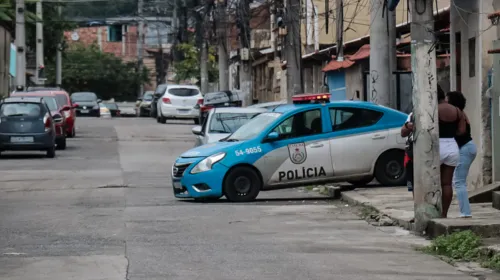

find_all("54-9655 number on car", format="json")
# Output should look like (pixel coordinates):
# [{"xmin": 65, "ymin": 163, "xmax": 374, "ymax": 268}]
[{"xmin": 235, "ymin": 146, "xmax": 262, "ymax": 156}]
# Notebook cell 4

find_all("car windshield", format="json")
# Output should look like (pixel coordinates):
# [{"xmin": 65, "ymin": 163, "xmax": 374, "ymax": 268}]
[
  {"xmin": 168, "ymin": 88, "xmax": 200, "ymax": 97},
  {"xmin": 143, "ymin": 93, "xmax": 153, "ymax": 101},
  {"xmin": 71, "ymin": 92, "xmax": 97, "ymax": 102},
  {"xmin": 0, "ymin": 103, "xmax": 43, "ymax": 117},
  {"xmin": 155, "ymin": 84, "xmax": 167, "ymax": 94},
  {"xmin": 209, "ymin": 112, "xmax": 261, "ymax": 134},
  {"xmin": 104, "ymin": 103, "xmax": 118, "ymax": 109},
  {"xmin": 41, "ymin": 97, "xmax": 58, "ymax": 111},
  {"xmin": 54, "ymin": 94, "xmax": 69, "ymax": 105},
  {"xmin": 226, "ymin": 112, "xmax": 281, "ymax": 141}
]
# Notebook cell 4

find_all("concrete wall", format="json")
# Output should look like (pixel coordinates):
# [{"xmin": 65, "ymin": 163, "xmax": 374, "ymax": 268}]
[
  {"xmin": 0, "ymin": 26, "xmax": 12, "ymax": 97},
  {"xmin": 451, "ymin": 0, "xmax": 497, "ymax": 190}
]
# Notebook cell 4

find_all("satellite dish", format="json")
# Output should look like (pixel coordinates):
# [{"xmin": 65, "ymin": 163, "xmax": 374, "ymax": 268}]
[{"xmin": 71, "ymin": 31, "xmax": 79, "ymax": 41}]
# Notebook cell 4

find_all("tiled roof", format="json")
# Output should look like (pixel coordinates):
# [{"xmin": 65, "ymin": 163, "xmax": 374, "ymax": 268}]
[{"xmin": 322, "ymin": 59, "xmax": 355, "ymax": 72}]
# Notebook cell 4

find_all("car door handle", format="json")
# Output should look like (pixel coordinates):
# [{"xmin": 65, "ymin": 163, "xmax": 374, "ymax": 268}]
[
  {"xmin": 309, "ymin": 143, "xmax": 324, "ymax": 148},
  {"xmin": 372, "ymin": 134, "xmax": 386, "ymax": 140}
]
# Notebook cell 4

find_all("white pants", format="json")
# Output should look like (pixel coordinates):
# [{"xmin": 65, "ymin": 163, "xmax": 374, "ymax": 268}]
[{"xmin": 440, "ymin": 138, "xmax": 460, "ymax": 167}]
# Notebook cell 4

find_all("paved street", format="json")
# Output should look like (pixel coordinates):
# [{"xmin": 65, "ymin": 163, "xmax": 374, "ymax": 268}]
[{"xmin": 0, "ymin": 118, "xmax": 474, "ymax": 280}]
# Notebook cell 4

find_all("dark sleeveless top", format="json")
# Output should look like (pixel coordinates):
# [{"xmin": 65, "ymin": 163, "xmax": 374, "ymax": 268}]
[
  {"xmin": 455, "ymin": 123, "xmax": 472, "ymax": 148},
  {"xmin": 439, "ymin": 107, "xmax": 460, "ymax": 139}
]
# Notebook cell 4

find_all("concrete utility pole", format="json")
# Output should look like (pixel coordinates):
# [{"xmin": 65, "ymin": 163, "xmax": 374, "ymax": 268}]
[
  {"xmin": 410, "ymin": 0, "xmax": 441, "ymax": 233},
  {"xmin": 200, "ymin": 40, "xmax": 209, "ymax": 93},
  {"xmin": 137, "ymin": 0, "xmax": 144, "ymax": 97},
  {"xmin": 285, "ymin": 0, "xmax": 303, "ymax": 101},
  {"xmin": 388, "ymin": 9, "xmax": 397, "ymax": 108},
  {"xmin": 56, "ymin": 2, "xmax": 62, "ymax": 87},
  {"xmin": 172, "ymin": 0, "xmax": 179, "ymax": 62},
  {"xmin": 239, "ymin": 0, "xmax": 252, "ymax": 105},
  {"xmin": 15, "ymin": 0, "xmax": 26, "ymax": 90},
  {"xmin": 335, "ymin": 0, "xmax": 344, "ymax": 61},
  {"xmin": 35, "ymin": 0, "xmax": 45, "ymax": 85},
  {"xmin": 217, "ymin": 0, "xmax": 229, "ymax": 91},
  {"xmin": 369, "ymin": 0, "xmax": 390, "ymax": 106}
]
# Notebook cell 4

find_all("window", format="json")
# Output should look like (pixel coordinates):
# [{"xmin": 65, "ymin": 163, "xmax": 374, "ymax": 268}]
[
  {"xmin": 55, "ymin": 94, "xmax": 69, "ymax": 106},
  {"xmin": 272, "ymin": 109, "xmax": 322, "ymax": 139},
  {"xmin": 108, "ymin": 25, "xmax": 123, "ymax": 42},
  {"xmin": 329, "ymin": 108, "xmax": 383, "ymax": 131},
  {"xmin": 168, "ymin": 88, "xmax": 200, "ymax": 97},
  {"xmin": 209, "ymin": 113, "xmax": 261, "ymax": 134},
  {"xmin": 468, "ymin": 37, "xmax": 476, "ymax": 78},
  {"xmin": 228, "ymin": 112, "xmax": 281, "ymax": 141}
]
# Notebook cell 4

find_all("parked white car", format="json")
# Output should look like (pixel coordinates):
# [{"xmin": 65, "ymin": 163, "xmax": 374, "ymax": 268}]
[
  {"xmin": 156, "ymin": 85, "xmax": 203, "ymax": 124},
  {"xmin": 191, "ymin": 107, "xmax": 267, "ymax": 147}
]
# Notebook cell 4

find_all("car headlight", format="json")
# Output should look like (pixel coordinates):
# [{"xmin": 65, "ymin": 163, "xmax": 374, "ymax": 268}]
[
  {"xmin": 190, "ymin": 152, "xmax": 225, "ymax": 174},
  {"xmin": 63, "ymin": 110, "xmax": 71, "ymax": 118}
]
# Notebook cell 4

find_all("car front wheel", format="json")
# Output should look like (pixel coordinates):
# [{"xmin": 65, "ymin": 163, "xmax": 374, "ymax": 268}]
[
  {"xmin": 46, "ymin": 145, "xmax": 56, "ymax": 158},
  {"xmin": 374, "ymin": 150, "xmax": 406, "ymax": 186},
  {"xmin": 56, "ymin": 137, "xmax": 67, "ymax": 150},
  {"xmin": 223, "ymin": 166, "xmax": 261, "ymax": 202}
]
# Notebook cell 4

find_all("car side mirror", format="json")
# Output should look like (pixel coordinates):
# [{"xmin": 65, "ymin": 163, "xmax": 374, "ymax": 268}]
[
  {"xmin": 265, "ymin": 131, "xmax": 279, "ymax": 142},
  {"xmin": 97, "ymin": 99, "xmax": 102, "ymax": 103},
  {"xmin": 72, "ymin": 103, "xmax": 78, "ymax": 108},
  {"xmin": 61, "ymin": 105, "xmax": 71, "ymax": 111},
  {"xmin": 192, "ymin": 126, "xmax": 203, "ymax": 136}
]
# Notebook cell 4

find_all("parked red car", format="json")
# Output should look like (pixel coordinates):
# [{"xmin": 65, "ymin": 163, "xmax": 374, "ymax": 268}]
[
  {"xmin": 10, "ymin": 91, "xmax": 72, "ymax": 149},
  {"xmin": 51, "ymin": 90, "xmax": 77, "ymax": 137}
]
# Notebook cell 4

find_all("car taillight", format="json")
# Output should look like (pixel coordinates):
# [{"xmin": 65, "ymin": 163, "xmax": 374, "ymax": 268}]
[
  {"xmin": 43, "ymin": 114, "xmax": 51, "ymax": 131},
  {"xmin": 162, "ymin": 98, "xmax": 171, "ymax": 104},
  {"xmin": 201, "ymin": 105, "xmax": 213, "ymax": 112},
  {"xmin": 197, "ymin": 99, "xmax": 203, "ymax": 105}
]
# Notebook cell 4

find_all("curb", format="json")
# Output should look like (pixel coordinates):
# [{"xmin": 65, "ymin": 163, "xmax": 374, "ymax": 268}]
[{"xmin": 341, "ymin": 191, "xmax": 415, "ymax": 231}]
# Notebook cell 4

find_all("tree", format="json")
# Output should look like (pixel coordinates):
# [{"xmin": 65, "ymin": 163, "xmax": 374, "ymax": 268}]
[
  {"xmin": 173, "ymin": 40, "xmax": 218, "ymax": 85},
  {"xmin": 45, "ymin": 44, "xmax": 150, "ymax": 101},
  {"xmin": 25, "ymin": 1, "xmax": 76, "ymax": 63}
]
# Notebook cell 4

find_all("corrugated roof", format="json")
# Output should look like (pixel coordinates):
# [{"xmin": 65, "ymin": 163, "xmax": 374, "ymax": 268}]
[{"xmin": 322, "ymin": 59, "xmax": 355, "ymax": 72}]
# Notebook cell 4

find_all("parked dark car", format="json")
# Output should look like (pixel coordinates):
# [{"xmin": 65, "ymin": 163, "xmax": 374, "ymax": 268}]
[
  {"xmin": 0, "ymin": 96, "xmax": 57, "ymax": 158},
  {"xmin": 197, "ymin": 90, "xmax": 243, "ymax": 125},
  {"xmin": 150, "ymin": 84, "xmax": 168, "ymax": 118},
  {"xmin": 70, "ymin": 92, "xmax": 101, "ymax": 117},
  {"xmin": 102, "ymin": 102, "xmax": 121, "ymax": 117},
  {"xmin": 136, "ymin": 91, "xmax": 154, "ymax": 117}
]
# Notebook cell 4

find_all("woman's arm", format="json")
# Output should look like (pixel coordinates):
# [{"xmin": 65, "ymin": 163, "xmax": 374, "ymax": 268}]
[{"xmin": 456, "ymin": 110, "xmax": 466, "ymax": 135}]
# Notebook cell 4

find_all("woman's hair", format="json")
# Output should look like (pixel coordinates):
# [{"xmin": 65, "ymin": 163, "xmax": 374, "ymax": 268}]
[
  {"xmin": 446, "ymin": 91, "xmax": 467, "ymax": 110},
  {"xmin": 437, "ymin": 84, "xmax": 445, "ymax": 101}
]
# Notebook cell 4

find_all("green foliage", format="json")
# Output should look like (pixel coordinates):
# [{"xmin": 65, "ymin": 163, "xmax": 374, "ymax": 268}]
[
  {"xmin": 422, "ymin": 230, "xmax": 482, "ymax": 261},
  {"xmin": 172, "ymin": 41, "xmax": 218, "ymax": 85},
  {"xmin": 0, "ymin": 0, "xmax": 37, "ymax": 24},
  {"xmin": 45, "ymin": 44, "xmax": 150, "ymax": 101},
  {"xmin": 24, "ymin": 1, "xmax": 76, "ymax": 63}
]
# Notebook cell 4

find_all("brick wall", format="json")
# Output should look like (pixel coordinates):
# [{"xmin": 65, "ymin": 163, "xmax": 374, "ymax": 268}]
[{"xmin": 64, "ymin": 25, "xmax": 141, "ymax": 58}]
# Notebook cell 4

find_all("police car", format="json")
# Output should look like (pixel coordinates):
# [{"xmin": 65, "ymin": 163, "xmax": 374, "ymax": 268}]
[{"xmin": 172, "ymin": 93, "xmax": 408, "ymax": 202}]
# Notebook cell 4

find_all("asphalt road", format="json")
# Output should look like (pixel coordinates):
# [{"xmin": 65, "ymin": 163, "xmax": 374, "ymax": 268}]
[{"xmin": 0, "ymin": 117, "xmax": 474, "ymax": 280}]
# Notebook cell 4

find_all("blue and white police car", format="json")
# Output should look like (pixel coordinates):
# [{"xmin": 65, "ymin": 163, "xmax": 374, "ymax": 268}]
[{"xmin": 172, "ymin": 93, "xmax": 409, "ymax": 202}]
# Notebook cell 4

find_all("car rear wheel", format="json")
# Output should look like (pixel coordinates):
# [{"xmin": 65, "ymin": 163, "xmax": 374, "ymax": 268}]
[
  {"xmin": 56, "ymin": 137, "xmax": 67, "ymax": 150},
  {"xmin": 46, "ymin": 145, "xmax": 56, "ymax": 158},
  {"xmin": 374, "ymin": 150, "xmax": 406, "ymax": 186},
  {"xmin": 223, "ymin": 166, "xmax": 261, "ymax": 202},
  {"xmin": 159, "ymin": 112, "xmax": 167, "ymax": 124}
]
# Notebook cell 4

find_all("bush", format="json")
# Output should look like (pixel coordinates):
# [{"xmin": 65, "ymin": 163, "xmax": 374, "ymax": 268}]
[{"xmin": 423, "ymin": 230, "xmax": 482, "ymax": 261}]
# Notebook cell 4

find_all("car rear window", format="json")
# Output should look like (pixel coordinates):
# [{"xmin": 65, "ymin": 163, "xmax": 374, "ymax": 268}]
[
  {"xmin": 168, "ymin": 88, "xmax": 200, "ymax": 97},
  {"xmin": 0, "ymin": 103, "xmax": 44, "ymax": 118}
]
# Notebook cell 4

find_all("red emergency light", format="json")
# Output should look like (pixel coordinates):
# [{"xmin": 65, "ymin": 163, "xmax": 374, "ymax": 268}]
[{"xmin": 292, "ymin": 93, "xmax": 331, "ymax": 104}]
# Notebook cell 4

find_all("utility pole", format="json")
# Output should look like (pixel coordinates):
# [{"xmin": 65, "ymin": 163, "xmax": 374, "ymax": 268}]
[
  {"xmin": 200, "ymin": 38, "xmax": 209, "ymax": 93},
  {"xmin": 56, "ymin": 2, "xmax": 62, "ymax": 87},
  {"xmin": 335, "ymin": 0, "xmax": 344, "ymax": 61},
  {"xmin": 15, "ymin": 0, "xmax": 26, "ymax": 91},
  {"xmin": 239, "ymin": 0, "xmax": 252, "ymax": 105},
  {"xmin": 369, "ymin": 0, "xmax": 390, "ymax": 106},
  {"xmin": 285, "ymin": 0, "xmax": 303, "ymax": 101},
  {"xmin": 137, "ymin": 0, "xmax": 144, "ymax": 97},
  {"xmin": 411, "ymin": 0, "xmax": 441, "ymax": 233},
  {"xmin": 35, "ymin": 0, "xmax": 45, "ymax": 85},
  {"xmin": 217, "ymin": 0, "xmax": 229, "ymax": 91},
  {"xmin": 155, "ymin": 21, "xmax": 166, "ymax": 84},
  {"xmin": 172, "ymin": 0, "xmax": 179, "ymax": 62},
  {"xmin": 388, "ymin": 9, "xmax": 397, "ymax": 108}
]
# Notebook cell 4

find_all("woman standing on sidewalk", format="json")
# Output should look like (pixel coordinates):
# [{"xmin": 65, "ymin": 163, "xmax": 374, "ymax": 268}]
[
  {"xmin": 446, "ymin": 91, "xmax": 476, "ymax": 218},
  {"xmin": 438, "ymin": 87, "xmax": 466, "ymax": 218}
]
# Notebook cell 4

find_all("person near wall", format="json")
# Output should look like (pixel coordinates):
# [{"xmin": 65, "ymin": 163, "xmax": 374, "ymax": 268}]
[
  {"xmin": 401, "ymin": 112, "xmax": 414, "ymax": 198},
  {"xmin": 446, "ymin": 91, "xmax": 476, "ymax": 218},
  {"xmin": 438, "ymin": 86, "xmax": 466, "ymax": 218}
]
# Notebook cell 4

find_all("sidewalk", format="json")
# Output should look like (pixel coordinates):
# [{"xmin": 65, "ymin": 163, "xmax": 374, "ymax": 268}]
[{"xmin": 341, "ymin": 187, "xmax": 500, "ymax": 237}]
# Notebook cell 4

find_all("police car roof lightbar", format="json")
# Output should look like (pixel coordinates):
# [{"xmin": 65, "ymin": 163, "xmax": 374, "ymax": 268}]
[{"xmin": 292, "ymin": 93, "xmax": 331, "ymax": 104}]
